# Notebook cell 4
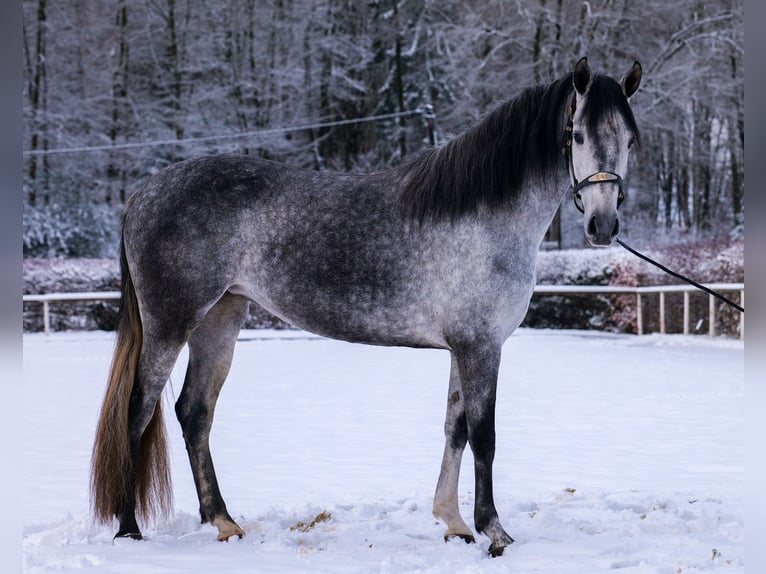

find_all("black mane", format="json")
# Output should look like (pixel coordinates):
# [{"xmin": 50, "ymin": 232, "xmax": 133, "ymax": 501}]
[{"xmin": 398, "ymin": 73, "xmax": 639, "ymax": 221}]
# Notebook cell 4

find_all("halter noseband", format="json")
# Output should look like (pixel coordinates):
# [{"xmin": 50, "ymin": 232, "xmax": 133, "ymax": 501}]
[{"xmin": 562, "ymin": 95, "xmax": 625, "ymax": 215}]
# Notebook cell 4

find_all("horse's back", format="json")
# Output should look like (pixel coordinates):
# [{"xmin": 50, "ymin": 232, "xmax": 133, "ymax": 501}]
[{"xmin": 127, "ymin": 154, "xmax": 291, "ymax": 218}]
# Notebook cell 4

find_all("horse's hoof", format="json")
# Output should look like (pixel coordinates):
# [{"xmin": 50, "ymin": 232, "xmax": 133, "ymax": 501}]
[
  {"xmin": 214, "ymin": 518, "xmax": 245, "ymax": 542},
  {"xmin": 444, "ymin": 532, "xmax": 476, "ymax": 544},
  {"xmin": 217, "ymin": 531, "xmax": 244, "ymax": 542},
  {"xmin": 114, "ymin": 531, "xmax": 143, "ymax": 541},
  {"xmin": 488, "ymin": 543, "xmax": 505, "ymax": 557},
  {"xmin": 487, "ymin": 538, "xmax": 514, "ymax": 557}
]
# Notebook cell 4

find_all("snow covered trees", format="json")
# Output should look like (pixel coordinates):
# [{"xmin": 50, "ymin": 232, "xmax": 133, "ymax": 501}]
[{"xmin": 22, "ymin": 0, "xmax": 743, "ymax": 256}]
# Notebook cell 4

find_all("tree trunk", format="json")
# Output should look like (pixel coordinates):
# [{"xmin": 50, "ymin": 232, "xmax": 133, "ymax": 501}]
[
  {"xmin": 27, "ymin": 0, "xmax": 49, "ymax": 206},
  {"xmin": 661, "ymin": 135, "xmax": 674, "ymax": 228},
  {"xmin": 729, "ymin": 117, "xmax": 743, "ymax": 226},
  {"xmin": 108, "ymin": 0, "xmax": 129, "ymax": 205},
  {"xmin": 165, "ymin": 0, "xmax": 189, "ymax": 160},
  {"xmin": 393, "ymin": 0, "xmax": 407, "ymax": 159}
]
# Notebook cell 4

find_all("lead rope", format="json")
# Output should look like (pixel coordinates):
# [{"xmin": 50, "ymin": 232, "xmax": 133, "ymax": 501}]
[{"xmin": 615, "ymin": 238, "xmax": 744, "ymax": 313}]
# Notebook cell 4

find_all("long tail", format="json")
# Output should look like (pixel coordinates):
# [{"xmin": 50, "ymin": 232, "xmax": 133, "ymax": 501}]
[{"xmin": 90, "ymin": 238, "xmax": 172, "ymax": 525}]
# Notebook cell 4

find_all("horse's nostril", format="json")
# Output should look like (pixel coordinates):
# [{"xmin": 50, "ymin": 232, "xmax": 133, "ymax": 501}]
[{"xmin": 611, "ymin": 218, "xmax": 620, "ymax": 239}]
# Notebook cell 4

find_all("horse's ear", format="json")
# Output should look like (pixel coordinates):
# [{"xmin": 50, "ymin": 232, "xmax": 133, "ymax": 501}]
[
  {"xmin": 573, "ymin": 57, "xmax": 591, "ymax": 95},
  {"xmin": 621, "ymin": 61, "xmax": 642, "ymax": 98}
]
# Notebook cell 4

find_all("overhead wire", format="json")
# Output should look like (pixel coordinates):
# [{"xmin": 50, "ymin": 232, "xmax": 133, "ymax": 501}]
[{"xmin": 22, "ymin": 109, "xmax": 425, "ymax": 157}]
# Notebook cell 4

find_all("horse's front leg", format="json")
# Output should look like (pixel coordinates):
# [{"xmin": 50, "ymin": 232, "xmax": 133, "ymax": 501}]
[
  {"xmin": 433, "ymin": 354, "xmax": 475, "ymax": 543},
  {"xmin": 454, "ymin": 340, "xmax": 514, "ymax": 557}
]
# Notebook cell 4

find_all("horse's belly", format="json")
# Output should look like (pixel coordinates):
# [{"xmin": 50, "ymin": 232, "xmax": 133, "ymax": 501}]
[
  {"xmin": 230, "ymin": 275, "xmax": 448, "ymax": 349},
  {"xmin": 232, "ymin": 258, "xmax": 535, "ymax": 351}
]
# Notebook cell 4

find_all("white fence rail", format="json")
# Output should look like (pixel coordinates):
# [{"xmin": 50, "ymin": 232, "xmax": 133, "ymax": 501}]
[
  {"xmin": 24, "ymin": 283, "xmax": 744, "ymax": 338},
  {"xmin": 533, "ymin": 283, "xmax": 744, "ymax": 338},
  {"xmin": 23, "ymin": 291, "xmax": 121, "ymax": 335}
]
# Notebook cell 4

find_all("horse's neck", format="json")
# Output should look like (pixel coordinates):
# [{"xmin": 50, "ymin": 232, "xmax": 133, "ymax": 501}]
[{"xmin": 488, "ymin": 176, "xmax": 569, "ymax": 251}]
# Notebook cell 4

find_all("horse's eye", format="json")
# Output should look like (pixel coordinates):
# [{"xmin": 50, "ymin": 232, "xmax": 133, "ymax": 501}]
[{"xmin": 573, "ymin": 132, "xmax": 584, "ymax": 145}]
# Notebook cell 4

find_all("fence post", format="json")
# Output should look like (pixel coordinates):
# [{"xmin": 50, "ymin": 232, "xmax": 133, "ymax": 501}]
[
  {"xmin": 636, "ymin": 292, "xmax": 643, "ymax": 335},
  {"xmin": 659, "ymin": 291, "xmax": 665, "ymax": 334},
  {"xmin": 683, "ymin": 291, "xmax": 690, "ymax": 335},
  {"xmin": 740, "ymin": 290, "xmax": 744, "ymax": 340},
  {"xmin": 708, "ymin": 294, "xmax": 716, "ymax": 337},
  {"xmin": 43, "ymin": 300, "xmax": 50, "ymax": 335}
]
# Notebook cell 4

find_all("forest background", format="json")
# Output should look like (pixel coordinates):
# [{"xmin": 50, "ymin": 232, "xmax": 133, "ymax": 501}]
[{"xmin": 22, "ymin": 0, "xmax": 743, "ymax": 258}]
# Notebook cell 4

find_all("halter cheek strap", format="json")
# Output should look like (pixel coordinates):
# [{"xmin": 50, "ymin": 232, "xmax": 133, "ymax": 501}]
[{"xmin": 562, "ymin": 95, "xmax": 626, "ymax": 215}]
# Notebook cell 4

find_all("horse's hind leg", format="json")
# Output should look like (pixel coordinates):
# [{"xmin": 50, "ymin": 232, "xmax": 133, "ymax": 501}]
[
  {"xmin": 116, "ymin": 336, "xmax": 186, "ymax": 539},
  {"xmin": 175, "ymin": 292, "xmax": 250, "ymax": 541},
  {"xmin": 433, "ymin": 354, "xmax": 475, "ymax": 543}
]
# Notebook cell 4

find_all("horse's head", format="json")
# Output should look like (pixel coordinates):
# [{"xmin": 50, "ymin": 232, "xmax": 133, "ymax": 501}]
[{"xmin": 566, "ymin": 58, "xmax": 642, "ymax": 247}]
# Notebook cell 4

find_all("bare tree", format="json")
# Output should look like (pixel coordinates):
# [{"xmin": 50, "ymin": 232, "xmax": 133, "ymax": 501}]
[
  {"xmin": 23, "ymin": 0, "xmax": 48, "ymax": 205},
  {"xmin": 22, "ymin": 0, "xmax": 744, "ymax": 257}
]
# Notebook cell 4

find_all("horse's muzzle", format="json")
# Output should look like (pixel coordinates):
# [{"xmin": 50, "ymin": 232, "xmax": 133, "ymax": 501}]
[{"xmin": 585, "ymin": 213, "xmax": 620, "ymax": 247}]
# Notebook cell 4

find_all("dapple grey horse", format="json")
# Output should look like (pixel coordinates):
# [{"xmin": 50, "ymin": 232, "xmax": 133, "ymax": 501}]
[{"xmin": 91, "ymin": 57, "xmax": 641, "ymax": 556}]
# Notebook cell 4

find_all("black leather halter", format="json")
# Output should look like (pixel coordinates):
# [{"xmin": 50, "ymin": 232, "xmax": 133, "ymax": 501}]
[{"xmin": 562, "ymin": 95, "xmax": 625, "ymax": 214}]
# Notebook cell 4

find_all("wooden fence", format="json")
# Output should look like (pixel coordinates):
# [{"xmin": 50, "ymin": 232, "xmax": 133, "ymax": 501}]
[{"xmin": 24, "ymin": 283, "xmax": 744, "ymax": 338}]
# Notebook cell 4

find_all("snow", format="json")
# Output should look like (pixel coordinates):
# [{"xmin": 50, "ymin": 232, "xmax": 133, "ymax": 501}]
[{"xmin": 23, "ymin": 328, "xmax": 743, "ymax": 573}]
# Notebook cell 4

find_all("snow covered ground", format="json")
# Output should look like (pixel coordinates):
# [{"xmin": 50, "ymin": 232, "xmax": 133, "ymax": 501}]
[{"xmin": 23, "ymin": 328, "xmax": 743, "ymax": 573}]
